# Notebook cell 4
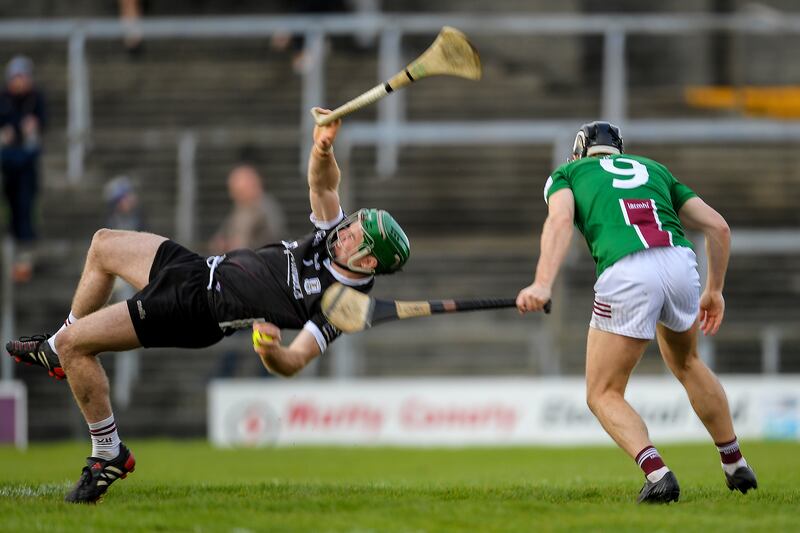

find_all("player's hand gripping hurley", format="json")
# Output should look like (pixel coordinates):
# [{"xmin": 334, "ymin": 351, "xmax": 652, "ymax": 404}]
[
  {"xmin": 321, "ymin": 283, "xmax": 551, "ymax": 333},
  {"xmin": 310, "ymin": 26, "xmax": 482, "ymax": 126}
]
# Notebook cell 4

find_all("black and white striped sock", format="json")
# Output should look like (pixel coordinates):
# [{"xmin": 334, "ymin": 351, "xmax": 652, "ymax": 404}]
[{"xmin": 88, "ymin": 414, "xmax": 121, "ymax": 460}]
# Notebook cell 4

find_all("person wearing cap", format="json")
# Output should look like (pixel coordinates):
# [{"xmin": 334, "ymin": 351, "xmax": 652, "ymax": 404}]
[
  {"xmin": 5, "ymin": 109, "xmax": 411, "ymax": 503},
  {"xmin": 0, "ymin": 54, "xmax": 47, "ymax": 282},
  {"xmin": 103, "ymin": 175, "xmax": 146, "ymax": 233}
]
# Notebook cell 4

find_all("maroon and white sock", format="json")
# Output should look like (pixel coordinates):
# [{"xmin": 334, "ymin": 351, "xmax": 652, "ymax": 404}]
[
  {"xmin": 89, "ymin": 414, "xmax": 121, "ymax": 460},
  {"xmin": 49, "ymin": 311, "xmax": 79, "ymax": 355},
  {"xmin": 636, "ymin": 445, "xmax": 670, "ymax": 482},
  {"xmin": 60, "ymin": 311, "xmax": 78, "ymax": 331},
  {"xmin": 716, "ymin": 437, "xmax": 747, "ymax": 475}
]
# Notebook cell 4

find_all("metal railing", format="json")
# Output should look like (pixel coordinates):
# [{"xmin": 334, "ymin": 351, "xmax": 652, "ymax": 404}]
[
  {"xmin": 4, "ymin": 13, "xmax": 800, "ymax": 180},
  {"xmin": 1, "ymin": 13, "xmax": 800, "ymax": 379}
]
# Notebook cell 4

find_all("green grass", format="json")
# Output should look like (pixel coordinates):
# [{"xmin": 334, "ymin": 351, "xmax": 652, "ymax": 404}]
[{"xmin": 0, "ymin": 440, "xmax": 798, "ymax": 532}]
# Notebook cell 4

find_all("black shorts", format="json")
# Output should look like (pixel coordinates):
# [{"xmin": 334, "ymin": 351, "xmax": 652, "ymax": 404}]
[{"xmin": 127, "ymin": 240, "xmax": 224, "ymax": 348}]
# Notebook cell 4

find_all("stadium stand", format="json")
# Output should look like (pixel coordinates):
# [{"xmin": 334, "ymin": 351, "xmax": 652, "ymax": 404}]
[{"xmin": 1, "ymin": 1, "xmax": 799, "ymax": 438}]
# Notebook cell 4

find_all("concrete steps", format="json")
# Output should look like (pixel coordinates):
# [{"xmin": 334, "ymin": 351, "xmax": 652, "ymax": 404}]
[{"xmin": 2, "ymin": 10, "xmax": 798, "ymax": 438}]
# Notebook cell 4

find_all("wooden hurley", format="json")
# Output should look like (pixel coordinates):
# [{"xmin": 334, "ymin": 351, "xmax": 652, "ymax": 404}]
[
  {"xmin": 311, "ymin": 26, "xmax": 482, "ymax": 126},
  {"xmin": 321, "ymin": 282, "xmax": 551, "ymax": 333}
]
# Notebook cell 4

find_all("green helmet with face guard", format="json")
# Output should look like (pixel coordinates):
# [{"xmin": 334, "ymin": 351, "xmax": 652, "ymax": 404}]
[{"xmin": 326, "ymin": 208, "xmax": 410, "ymax": 275}]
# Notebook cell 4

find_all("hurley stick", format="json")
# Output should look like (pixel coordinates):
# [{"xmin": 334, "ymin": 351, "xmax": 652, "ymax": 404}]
[{"xmin": 311, "ymin": 26, "xmax": 481, "ymax": 126}]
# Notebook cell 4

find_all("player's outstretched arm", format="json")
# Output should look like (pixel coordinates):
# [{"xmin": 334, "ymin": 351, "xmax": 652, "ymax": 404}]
[
  {"xmin": 678, "ymin": 197, "xmax": 731, "ymax": 335},
  {"xmin": 308, "ymin": 107, "xmax": 343, "ymax": 223},
  {"xmin": 252, "ymin": 323, "xmax": 321, "ymax": 377},
  {"xmin": 517, "ymin": 188, "xmax": 574, "ymax": 313}
]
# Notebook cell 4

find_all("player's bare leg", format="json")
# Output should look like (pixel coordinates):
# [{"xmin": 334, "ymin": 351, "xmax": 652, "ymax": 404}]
[
  {"xmin": 657, "ymin": 322, "xmax": 734, "ymax": 441},
  {"xmin": 56, "ymin": 301, "xmax": 141, "ymax": 422},
  {"xmin": 585, "ymin": 327, "xmax": 680, "ymax": 503},
  {"xmin": 585, "ymin": 328, "xmax": 650, "ymax": 456},
  {"xmin": 657, "ymin": 322, "xmax": 757, "ymax": 493},
  {"xmin": 56, "ymin": 301, "xmax": 141, "ymax": 503},
  {"xmin": 71, "ymin": 229, "xmax": 167, "ymax": 317},
  {"xmin": 6, "ymin": 230, "xmax": 165, "ymax": 380}
]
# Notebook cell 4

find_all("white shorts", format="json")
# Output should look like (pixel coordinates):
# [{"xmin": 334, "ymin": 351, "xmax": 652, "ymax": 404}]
[{"xmin": 590, "ymin": 246, "xmax": 700, "ymax": 339}]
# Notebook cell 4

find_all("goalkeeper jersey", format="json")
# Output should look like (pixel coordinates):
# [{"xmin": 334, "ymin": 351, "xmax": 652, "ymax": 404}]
[{"xmin": 544, "ymin": 154, "xmax": 698, "ymax": 277}]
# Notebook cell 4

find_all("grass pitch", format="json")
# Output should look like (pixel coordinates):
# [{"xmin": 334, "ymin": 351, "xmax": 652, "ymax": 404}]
[{"xmin": 0, "ymin": 440, "xmax": 798, "ymax": 532}]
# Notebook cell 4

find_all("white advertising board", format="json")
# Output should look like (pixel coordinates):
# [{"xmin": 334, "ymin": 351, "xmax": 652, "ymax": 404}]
[{"xmin": 209, "ymin": 377, "xmax": 800, "ymax": 447}]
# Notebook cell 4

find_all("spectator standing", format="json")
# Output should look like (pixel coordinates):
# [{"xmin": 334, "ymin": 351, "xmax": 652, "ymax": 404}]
[
  {"xmin": 271, "ymin": 0, "xmax": 347, "ymax": 73},
  {"xmin": 0, "ymin": 55, "xmax": 46, "ymax": 283},
  {"xmin": 209, "ymin": 164, "xmax": 288, "ymax": 377},
  {"xmin": 118, "ymin": 0, "xmax": 144, "ymax": 55},
  {"xmin": 209, "ymin": 164, "xmax": 287, "ymax": 254}
]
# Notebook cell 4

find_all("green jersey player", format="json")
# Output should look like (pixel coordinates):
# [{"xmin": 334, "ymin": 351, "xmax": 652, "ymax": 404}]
[
  {"xmin": 516, "ymin": 122, "xmax": 757, "ymax": 504},
  {"xmin": 545, "ymin": 151, "xmax": 696, "ymax": 278}
]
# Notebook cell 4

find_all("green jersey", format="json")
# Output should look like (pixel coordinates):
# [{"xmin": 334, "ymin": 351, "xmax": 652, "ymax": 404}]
[{"xmin": 544, "ymin": 154, "xmax": 697, "ymax": 277}]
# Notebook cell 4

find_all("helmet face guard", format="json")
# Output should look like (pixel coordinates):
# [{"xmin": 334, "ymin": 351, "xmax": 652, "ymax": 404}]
[
  {"xmin": 326, "ymin": 208, "xmax": 410, "ymax": 275},
  {"xmin": 570, "ymin": 121, "xmax": 624, "ymax": 161}
]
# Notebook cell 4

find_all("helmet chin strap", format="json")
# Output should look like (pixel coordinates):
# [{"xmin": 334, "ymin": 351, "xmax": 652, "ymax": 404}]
[{"xmin": 333, "ymin": 247, "xmax": 374, "ymax": 275}]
